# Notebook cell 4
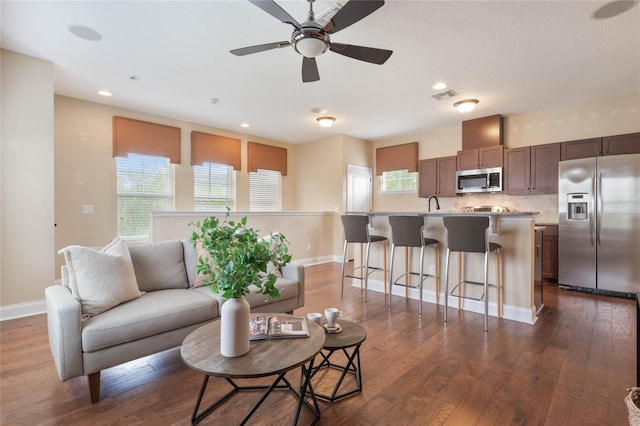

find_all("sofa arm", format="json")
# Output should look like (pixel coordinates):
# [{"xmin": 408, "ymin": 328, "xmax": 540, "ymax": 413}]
[
  {"xmin": 281, "ymin": 263, "xmax": 305, "ymax": 308},
  {"xmin": 45, "ymin": 285, "xmax": 83, "ymax": 381}
]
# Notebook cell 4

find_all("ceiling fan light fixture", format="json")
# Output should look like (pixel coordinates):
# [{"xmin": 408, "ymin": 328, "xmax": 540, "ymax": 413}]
[
  {"xmin": 293, "ymin": 30, "xmax": 329, "ymax": 58},
  {"xmin": 454, "ymin": 99, "xmax": 479, "ymax": 113},
  {"xmin": 316, "ymin": 116, "xmax": 336, "ymax": 127}
]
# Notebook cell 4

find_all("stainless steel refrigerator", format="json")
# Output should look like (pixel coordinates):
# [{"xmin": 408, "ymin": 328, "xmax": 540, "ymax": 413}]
[{"xmin": 558, "ymin": 153, "xmax": 640, "ymax": 296}]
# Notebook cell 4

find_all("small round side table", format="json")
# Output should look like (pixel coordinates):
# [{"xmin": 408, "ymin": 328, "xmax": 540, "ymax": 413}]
[{"xmin": 310, "ymin": 319, "xmax": 367, "ymax": 402}]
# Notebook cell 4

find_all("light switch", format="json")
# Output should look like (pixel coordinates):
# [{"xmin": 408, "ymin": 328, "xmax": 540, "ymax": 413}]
[{"xmin": 82, "ymin": 204, "xmax": 94, "ymax": 215}]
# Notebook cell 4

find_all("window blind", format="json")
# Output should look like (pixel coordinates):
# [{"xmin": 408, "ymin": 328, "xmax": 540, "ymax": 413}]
[
  {"xmin": 247, "ymin": 142, "xmax": 287, "ymax": 176},
  {"xmin": 375, "ymin": 142, "xmax": 418, "ymax": 176},
  {"xmin": 250, "ymin": 169, "xmax": 281, "ymax": 211},
  {"xmin": 116, "ymin": 154, "xmax": 172, "ymax": 237},
  {"xmin": 193, "ymin": 162, "xmax": 234, "ymax": 211},
  {"xmin": 191, "ymin": 131, "xmax": 241, "ymax": 170},
  {"xmin": 113, "ymin": 116, "xmax": 181, "ymax": 164}
]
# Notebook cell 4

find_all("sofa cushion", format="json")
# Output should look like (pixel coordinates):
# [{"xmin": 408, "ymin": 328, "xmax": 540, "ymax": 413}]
[
  {"xmin": 129, "ymin": 240, "xmax": 189, "ymax": 291},
  {"xmin": 81, "ymin": 289, "xmax": 218, "ymax": 352},
  {"xmin": 58, "ymin": 238, "xmax": 143, "ymax": 317},
  {"xmin": 193, "ymin": 276, "xmax": 299, "ymax": 311}
]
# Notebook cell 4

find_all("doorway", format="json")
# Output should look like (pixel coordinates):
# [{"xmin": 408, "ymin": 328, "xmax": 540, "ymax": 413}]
[{"xmin": 346, "ymin": 164, "xmax": 373, "ymax": 213}]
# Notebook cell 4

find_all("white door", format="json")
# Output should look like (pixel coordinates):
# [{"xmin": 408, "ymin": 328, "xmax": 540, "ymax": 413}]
[{"xmin": 347, "ymin": 164, "xmax": 372, "ymax": 212}]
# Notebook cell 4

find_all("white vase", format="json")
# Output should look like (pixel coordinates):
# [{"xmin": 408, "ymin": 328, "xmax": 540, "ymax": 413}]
[{"xmin": 220, "ymin": 297, "xmax": 250, "ymax": 357}]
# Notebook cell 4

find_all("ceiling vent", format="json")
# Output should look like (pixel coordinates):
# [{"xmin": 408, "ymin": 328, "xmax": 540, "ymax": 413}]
[{"xmin": 432, "ymin": 89, "xmax": 458, "ymax": 101}]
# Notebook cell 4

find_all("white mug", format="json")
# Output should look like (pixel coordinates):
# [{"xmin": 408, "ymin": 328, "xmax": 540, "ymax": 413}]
[
  {"xmin": 307, "ymin": 312, "xmax": 322, "ymax": 325},
  {"xmin": 324, "ymin": 307, "xmax": 342, "ymax": 328}
]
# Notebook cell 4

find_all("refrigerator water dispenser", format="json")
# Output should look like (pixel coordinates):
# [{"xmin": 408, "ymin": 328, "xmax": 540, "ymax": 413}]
[{"xmin": 567, "ymin": 193, "xmax": 588, "ymax": 221}]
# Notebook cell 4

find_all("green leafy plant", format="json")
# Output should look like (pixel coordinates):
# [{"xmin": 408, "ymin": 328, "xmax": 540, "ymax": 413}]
[{"xmin": 190, "ymin": 209, "xmax": 291, "ymax": 299}]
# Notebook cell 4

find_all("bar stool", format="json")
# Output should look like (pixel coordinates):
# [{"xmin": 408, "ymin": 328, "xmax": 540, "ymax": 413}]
[
  {"xmin": 442, "ymin": 216, "xmax": 501, "ymax": 332},
  {"xmin": 340, "ymin": 215, "xmax": 387, "ymax": 302},
  {"xmin": 387, "ymin": 215, "xmax": 440, "ymax": 315}
]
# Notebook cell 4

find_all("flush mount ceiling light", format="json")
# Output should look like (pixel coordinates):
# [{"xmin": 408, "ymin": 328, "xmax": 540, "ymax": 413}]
[
  {"xmin": 432, "ymin": 82, "xmax": 447, "ymax": 90},
  {"xmin": 453, "ymin": 99, "xmax": 479, "ymax": 113},
  {"xmin": 316, "ymin": 116, "xmax": 336, "ymax": 127},
  {"xmin": 97, "ymin": 90, "xmax": 112, "ymax": 97},
  {"xmin": 68, "ymin": 25, "xmax": 102, "ymax": 41}
]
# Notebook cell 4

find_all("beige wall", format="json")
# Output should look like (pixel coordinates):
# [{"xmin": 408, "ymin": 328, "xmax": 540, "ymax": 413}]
[
  {"xmin": 1, "ymin": 49, "xmax": 55, "ymax": 307},
  {"xmin": 54, "ymin": 95, "xmax": 298, "ymax": 278}
]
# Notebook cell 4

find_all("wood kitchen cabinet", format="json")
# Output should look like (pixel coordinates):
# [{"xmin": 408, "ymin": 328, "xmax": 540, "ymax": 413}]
[
  {"xmin": 456, "ymin": 145, "xmax": 504, "ymax": 170},
  {"xmin": 504, "ymin": 143, "xmax": 560, "ymax": 194},
  {"xmin": 560, "ymin": 132, "xmax": 640, "ymax": 160},
  {"xmin": 418, "ymin": 155, "xmax": 457, "ymax": 198},
  {"xmin": 542, "ymin": 224, "xmax": 558, "ymax": 281}
]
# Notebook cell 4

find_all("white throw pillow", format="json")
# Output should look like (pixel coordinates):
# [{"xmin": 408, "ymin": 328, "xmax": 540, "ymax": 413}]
[{"xmin": 58, "ymin": 238, "xmax": 143, "ymax": 317}]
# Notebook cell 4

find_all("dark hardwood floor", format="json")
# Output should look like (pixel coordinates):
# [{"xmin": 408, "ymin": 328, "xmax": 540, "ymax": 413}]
[{"xmin": 1, "ymin": 262, "xmax": 636, "ymax": 425}]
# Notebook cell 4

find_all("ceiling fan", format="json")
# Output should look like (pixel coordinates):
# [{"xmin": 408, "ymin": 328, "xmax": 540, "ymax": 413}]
[{"xmin": 231, "ymin": 0, "xmax": 393, "ymax": 82}]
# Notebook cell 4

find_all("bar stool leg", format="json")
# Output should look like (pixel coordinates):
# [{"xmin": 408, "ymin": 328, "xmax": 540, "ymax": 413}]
[
  {"xmin": 419, "ymin": 245, "xmax": 425, "ymax": 316},
  {"xmin": 359, "ymin": 243, "xmax": 364, "ymax": 290},
  {"xmin": 388, "ymin": 244, "xmax": 396, "ymax": 308},
  {"xmin": 434, "ymin": 245, "xmax": 440, "ymax": 305},
  {"xmin": 364, "ymin": 241, "xmax": 371, "ymax": 303},
  {"xmin": 484, "ymin": 251, "xmax": 489, "ymax": 332},
  {"xmin": 404, "ymin": 247, "xmax": 409, "ymax": 299},
  {"xmin": 341, "ymin": 240, "xmax": 348, "ymax": 297},
  {"xmin": 382, "ymin": 243, "xmax": 387, "ymax": 295},
  {"xmin": 457, "ymin": 252, "xmax": 462, "ymax": 310},
  {"xmin": 444, "ymin": 248, "xmax": 451, "ymax": 324}
]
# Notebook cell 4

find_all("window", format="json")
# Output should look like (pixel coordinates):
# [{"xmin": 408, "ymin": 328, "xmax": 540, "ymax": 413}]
[
  {"xmin": 380, "ymin": 169, "xmax": 417, "ymax": 193},
  {"xmin": 193, "ymin": 162, "xmax": 234, "ymax": 211},
  {"xmin": 116, "ymin": 154, "xmax": 172, "ymax": 238},
  {"xmin": 250, "ymin": 169, "xmax": 281, "ymax": 211}
]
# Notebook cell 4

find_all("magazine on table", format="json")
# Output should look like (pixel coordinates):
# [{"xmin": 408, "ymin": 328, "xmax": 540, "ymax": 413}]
[{"xmin": 249, "ymin": 315, "xmax": 309, "ymax": 340}]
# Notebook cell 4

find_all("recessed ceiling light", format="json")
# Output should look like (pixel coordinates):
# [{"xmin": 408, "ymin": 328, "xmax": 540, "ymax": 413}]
[
  {"xmin": 432, "ymin": 82, "xmax": 447, "ymax": 90},
  {"xmin": 592, "ymin": 0, "xmax": 638, "ymax": 19},
  {"xmin": 241, "ymin": 123, "xmax": 250, "ymax": 128},
  {"xmin": 68, "ymin": 25, "xmax": 102, "ymax": 41},
  {"xmin": 98, "ymin": 90, "xmax": 112, "ymax": 97}
]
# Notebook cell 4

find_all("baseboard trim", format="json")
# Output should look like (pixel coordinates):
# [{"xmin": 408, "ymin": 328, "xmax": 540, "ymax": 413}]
[{"xmin": 0, "ymin": 299, "xmax": 46, "ymax": 321}]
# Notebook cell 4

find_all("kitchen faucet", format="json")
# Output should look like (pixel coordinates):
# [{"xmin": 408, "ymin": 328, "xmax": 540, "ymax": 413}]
[{"xmin": 428, "ymin": 195, "xmax": 440, "ymax": 212}]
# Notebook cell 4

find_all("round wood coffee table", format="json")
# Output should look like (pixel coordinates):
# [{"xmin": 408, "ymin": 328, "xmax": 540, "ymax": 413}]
[{"xmin": 181, "ymin": 314, "xmax": 325, "ymax": 425}]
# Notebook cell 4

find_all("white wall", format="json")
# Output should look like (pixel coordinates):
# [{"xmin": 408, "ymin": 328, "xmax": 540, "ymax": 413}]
[{"xmin": 1, "ymin": 49, "xmax": 55, "ymax": 314}]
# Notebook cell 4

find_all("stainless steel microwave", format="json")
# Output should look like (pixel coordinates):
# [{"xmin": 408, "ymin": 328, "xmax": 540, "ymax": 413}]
[{"xmin": 455, "ymin": 167, "xmax": 503, "ymax": 194}]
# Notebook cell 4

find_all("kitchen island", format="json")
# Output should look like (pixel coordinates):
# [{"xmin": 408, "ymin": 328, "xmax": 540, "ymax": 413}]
[{"xmin": 348, "ymin": 211, "xmax": 540, "ymax": 324}]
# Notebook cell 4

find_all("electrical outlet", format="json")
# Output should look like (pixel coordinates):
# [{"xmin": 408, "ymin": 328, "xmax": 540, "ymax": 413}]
[
  {"xmin": 428, "ymin": 265, "xmax": 435, "ymax": 276},
  {"xmin": 82, "ymin": 204, "xmax": 94, "ymax": 215},
  {"xmin": 306, "ymin": 243, "xmax": 311, "ymax": 251}
]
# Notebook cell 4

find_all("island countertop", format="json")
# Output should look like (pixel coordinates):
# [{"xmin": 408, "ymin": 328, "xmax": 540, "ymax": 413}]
[{"xmin": 350, "ymin": 211, "xmax": 539, "ymax": 217}]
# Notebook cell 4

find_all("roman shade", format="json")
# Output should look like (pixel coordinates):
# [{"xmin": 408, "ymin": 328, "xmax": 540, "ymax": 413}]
[
  {"xmin": 113, "ymin": 116, "xmax": 181, "ymax": 164},
  {"xmin": 191, "ymin": 131, "xmax": 241, "ymax": 169},
  {"xmin": 247, "ymin": 142, "xmax": 287, "ymax": 176},
  {"xmin": 375, "ymin": 142, "xmax": 418, "ymax": 175}
]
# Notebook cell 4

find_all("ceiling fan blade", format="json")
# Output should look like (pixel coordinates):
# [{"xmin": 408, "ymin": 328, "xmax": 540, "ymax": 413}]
[
  {"xmin": 324, "ymin": 0, "xmax": 385, "ymax": 34},
  {"xmin": 230, "ymin": 41, "xmax": 291, "ymax": 56},
  {"xmin": 329, "ymin": 43, "xmax": 392, "ymax": 64},
  {"xmin": 302, "ymin": 57, "xmax": 320, "ymax": 83},
  {"xmin": 248, "ymin": 0, "xmax": 301, "ymax": 30}
]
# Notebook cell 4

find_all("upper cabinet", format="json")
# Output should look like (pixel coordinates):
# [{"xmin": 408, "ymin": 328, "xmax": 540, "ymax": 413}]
[
  {"xmin": 418, "ymin": 156, "xmax": 457, "ymax": 198},
  {"xmin": 504, "ymin": 143, "xmax": 560, "ymax": 195},
  {"xmin": 457, "ymin": 145, "xmax": 504, "ymax": 170},
  {"xmin": 560, "ymin": 133, "xmax": 640, "ymax": 160},
  {"xmin": 462, "ymin": 115, "xmax": 503, "ymax": 149}
]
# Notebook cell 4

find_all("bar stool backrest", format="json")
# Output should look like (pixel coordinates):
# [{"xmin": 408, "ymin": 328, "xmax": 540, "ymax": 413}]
[
  {"xmin": 341, "ymin": 215, "xmax": 371, "ymax": 244},
  {"xmin": 443, "ymin": 216, "xmax": 490, "ymax": 253},
  {"xmin": 389, "ymin": 215, "xmax": 426, "ymax": 247}
]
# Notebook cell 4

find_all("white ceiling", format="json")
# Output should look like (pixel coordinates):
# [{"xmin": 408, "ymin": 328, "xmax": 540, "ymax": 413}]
[{"xmin": 2, "ymin": 1, "xmax": 639, "ymax": 144}]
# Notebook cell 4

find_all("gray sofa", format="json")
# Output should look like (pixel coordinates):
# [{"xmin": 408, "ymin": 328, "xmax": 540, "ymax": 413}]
[{"xmin": 45, "ymin": 239, "xmax": 305, "ymax": 403}]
